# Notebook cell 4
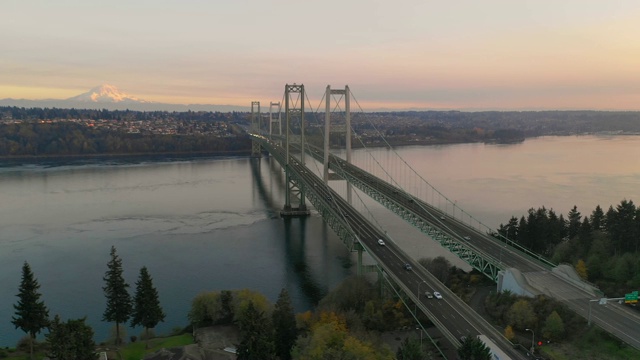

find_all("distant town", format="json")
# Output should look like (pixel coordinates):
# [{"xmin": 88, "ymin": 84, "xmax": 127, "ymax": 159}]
[{"xmin": 1, "ymin": 106, "xmax": 639, "ymax": 157}]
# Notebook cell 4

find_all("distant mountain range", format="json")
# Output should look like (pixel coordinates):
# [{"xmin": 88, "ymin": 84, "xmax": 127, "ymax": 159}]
[{"xmin": 0, "ymin": 84, "xmax": 249, "ymax": 112}]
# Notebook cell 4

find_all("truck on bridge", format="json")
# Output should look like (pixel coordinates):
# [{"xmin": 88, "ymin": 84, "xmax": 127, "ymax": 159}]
[{"xmin": 477, "ymin": 334, "xmax": 512, "ymax": 360}]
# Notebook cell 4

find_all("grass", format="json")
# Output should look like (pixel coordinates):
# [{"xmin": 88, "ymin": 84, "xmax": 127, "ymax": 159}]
[
  {"xmin": 2, "ymin": 334, "xmax": 194, "ymax": 360},
  {"xmin": 119, "ymin": 333, "xmax": 194, "ymax": 360},
  {"xmin": 539, "ymin": 327, "xmax": 640, "ymax": 360}
]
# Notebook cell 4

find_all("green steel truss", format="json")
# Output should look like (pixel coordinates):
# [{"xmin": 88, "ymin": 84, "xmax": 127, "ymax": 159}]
[
  {"xmin": 253, "ymin": 134, "xmax": 503, "ymax": 281},
  {"xmin": 257, "ymin": 136, "xmax": 359, "ymax": 252},
  {"xmin": 328, "ymin": 162, "xmax": 504, "ymax": 281}
]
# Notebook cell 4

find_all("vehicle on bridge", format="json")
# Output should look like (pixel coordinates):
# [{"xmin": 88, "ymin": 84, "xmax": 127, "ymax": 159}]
[
  {"xmin": 433, "ymin": 291, "xmax": 443, "ymax": 299},
  {"xmin": 477, "ymin": 334, "xmax": 510, "ymax": 360},
  {"xmin": 377, "ymin": 239, "xmax": 385, "ymax": 246},
  {"xmin": 424, "ymin": 291, "xmax": 433, "ymax": 298},
  {"xmin": 404, "ymin": 263, "xmax": 412, "ymax": 271}
]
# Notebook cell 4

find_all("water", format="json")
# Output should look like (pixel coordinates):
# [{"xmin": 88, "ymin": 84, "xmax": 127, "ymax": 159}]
[{"xmin": 1, "ymin": 135, "xmax": 639, "ymax": 346}]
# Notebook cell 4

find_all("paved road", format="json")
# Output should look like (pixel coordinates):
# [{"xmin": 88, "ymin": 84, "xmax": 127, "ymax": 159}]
[
  {"xmin": 258, "ymin": 137, "xmax": 527, "ymax": 359},
  {"xmin": 306, "ymin": 144, "xmax": 640, "ymax": 351}
]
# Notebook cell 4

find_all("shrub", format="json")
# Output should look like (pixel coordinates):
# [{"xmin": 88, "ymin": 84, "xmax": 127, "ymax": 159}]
[
  {"xmin": 140, "ymin": 328, "xmax": 156, "ymax": 340},
  {"xmin": 16, "ymin": 336, "xmax": 31, "ymax": 352}
]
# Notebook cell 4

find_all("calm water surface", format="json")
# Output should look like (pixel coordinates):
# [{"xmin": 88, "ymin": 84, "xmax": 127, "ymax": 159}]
[{"xmin": 1, "ymin": 135, "xmax": 639, "ymax": 346}]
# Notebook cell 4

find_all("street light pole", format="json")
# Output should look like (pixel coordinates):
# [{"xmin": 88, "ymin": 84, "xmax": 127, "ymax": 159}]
[
  {"xmin": 416, "ymin": 326, "xmax": 423, "ymax": 347},
  {"xmin": 525, "ymin": 328, "xmax": 535, "ymax": 354}
]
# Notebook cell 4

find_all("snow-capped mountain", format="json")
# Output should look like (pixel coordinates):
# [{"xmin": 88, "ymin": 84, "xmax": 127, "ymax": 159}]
[
  {"xmin": 0, "ymin": 85, "xmax": 249, "ymax": 112},
  {"xmin": 66, "ymin": 84, "xmax": 150, "ymax": 103}
]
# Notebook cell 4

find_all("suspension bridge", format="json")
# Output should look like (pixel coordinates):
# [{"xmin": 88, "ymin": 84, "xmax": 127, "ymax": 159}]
[{"xmin": 248, "ymin": 84, "xmax": 640, "ymax": 358}]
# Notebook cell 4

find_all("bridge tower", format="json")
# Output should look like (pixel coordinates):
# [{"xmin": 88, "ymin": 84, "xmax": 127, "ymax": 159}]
[
  {"xmin": 324, "ymin": 85, "xmax": 352, "ymax": 203},
  {"xmin": 281, "ymin": 84, "xmax": 310, "ymax": 217},
  {"xmin": 269, "ymin": 101, "xmax": 282, "ymax": 140},
  {"xmin": 250, "ymin": 101, "xmax": 261, "ymax": 157}
]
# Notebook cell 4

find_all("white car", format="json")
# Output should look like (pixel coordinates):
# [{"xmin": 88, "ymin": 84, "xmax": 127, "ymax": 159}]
[
  {"xmin": 463, "ymin": 236, "xmax": 471, "ymax": 241},
  {"xmin": 377, "ymin": 239, "xmax": 385, "ymax": 246},
  {"xmin": 433, "ymin": 291, "xmax": 443, "ymax": 299},
  {"xmin": 440, "ymin": 215, "xmax": 446, "ymax": 220}
]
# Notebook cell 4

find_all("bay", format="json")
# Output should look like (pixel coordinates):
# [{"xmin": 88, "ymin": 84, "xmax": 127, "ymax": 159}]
[{"xmin": 1, "ymin": 135, "xmax": 639, "ymax": 347}]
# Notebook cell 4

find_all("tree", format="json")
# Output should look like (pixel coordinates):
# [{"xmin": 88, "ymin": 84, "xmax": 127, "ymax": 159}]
[
  {"xmin": 188, "ymin": 291, "xmax": 218, "ymax": 328},
  {"xmin": 236, "ymin": 301, "xmax": 275, "ymax": 360},
  {"xmin": 575, "ymin": 259, "xmax": 588, "ymax": 280},
  {"xmin": 396, "ymin": 337, "xmax": 424, "ymax": 360},
  {"xmin": 131, "ymin": 266, "xmax": 165, "ymax": 348},
  {"xmin": 272, "ymin": 289, "xmax": 297, "ymax": 360},
  {"xmin": 504, "ymin": 325, "xmax": 515, "ymax": 341},
  {"xmin": 567, "ymin": 205, "xmax": 582, "ymax": 239},
  {"xmin": 12, "ymin": 262, "xmax": 49, "ymax": 360},
  {"xmin": 217, "ymin": 290, "xmax": 234, "ymax": 325},
  {"xmin": 46, "ymin": 315, "xmax": 96, "ymax": 360},
  {"xmin": 506, "ymin": 299, "xmax": 536, "ymax": 330},
  {"xmin": 291, "ymin": 315, "xmax": 393, "ymax": 360},
  {"xmin": 590, "ymin": 205, "xmax": 604, "ymax": 230},
  {"xmin": 457, "ymin": 336, "xmax": 491, "ymax": 360},
  {"xmin": 102, "ymin": 246, "xmax": 132, "ymax": 346},
  {"xmin": 542, "ymin": 310, "xmax": 565, "ymax": 341}
]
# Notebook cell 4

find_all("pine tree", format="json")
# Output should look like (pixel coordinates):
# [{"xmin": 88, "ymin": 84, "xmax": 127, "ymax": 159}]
[
  {"xmin": 236, "ymin": 301, "xmax": 274, "ymax": 360},
  {"xmin": 12, "ymin": 262, "xmax": 49, "ymax": 360},
  {"xmin": 102, "ymin": 246, "xmax": 132, "ymax": 346},
  {"xmin": 131, "ymin": 266, "xmax": 165, "ymax": 349},
  {"xmin": 457, "ymin": 336, "xmax": 491, "ymax": 360},
  {"xmin": 272, "ymin": 288, "xmax": 297, "ymax": 360},
  {"xmin": 46, "ymin": 315, "xmax": 96, "ymax": 360}
]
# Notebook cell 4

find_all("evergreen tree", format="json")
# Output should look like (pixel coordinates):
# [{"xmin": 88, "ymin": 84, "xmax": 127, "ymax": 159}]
[
  {"xmin": 590, "ymin": 205, "xmax": 604, "ymax": 230},
  {"xmin": 131, "ymin": 266, "xmax": 165, "ymax": 349},
  {"xmin": 567, "ymin": 205, "xmax": 582, "ymax": 239},
  {"xmin": 102, "ymin": 246, "xmax": 132, "ymax": 346},
  {"xmin": 12, "ymin": 262, "xmax": 49, "ymax": 360},
  {"xmin": 577, "ymin": 217, "xmax": 593, "ymax": 258},
  {"xmin": 272, "ymin": 288, "xmax": 297, "ymax": 360},
  {"xmin": 46, "ymin": 315, "xmax": 96, "ymax": 360},
  {"xmin": 457, "ymin": 336, "xmax": 491, "ymax": 360},
  {"xmin": 236, "ymin": 301, "xmax": 274, "ymax": 360}
]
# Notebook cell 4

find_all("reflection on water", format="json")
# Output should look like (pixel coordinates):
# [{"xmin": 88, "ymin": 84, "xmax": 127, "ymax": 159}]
[
  {"xmin": 0, "ymin": 155, "xmax": 353, "ymax": 346},
  {"xmin": 0, "ymin": 135, "xmax": 639, "ymax": 346}
]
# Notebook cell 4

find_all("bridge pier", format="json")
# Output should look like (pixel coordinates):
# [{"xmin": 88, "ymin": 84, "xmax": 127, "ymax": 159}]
[{"xmin": 280, "ymin": 204, "xmax": 310, "ymax": 217}]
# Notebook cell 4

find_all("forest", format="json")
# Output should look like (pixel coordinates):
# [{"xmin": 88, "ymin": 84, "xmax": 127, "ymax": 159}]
[{"xmin": 497, "ymin": 199, "xmax": 640, "ymax": 295}]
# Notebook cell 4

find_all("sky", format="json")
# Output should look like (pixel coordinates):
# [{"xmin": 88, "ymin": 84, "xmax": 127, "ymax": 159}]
[{"xmin": 2, "ymin": 0, "xmax": 640, "ymax": 110}]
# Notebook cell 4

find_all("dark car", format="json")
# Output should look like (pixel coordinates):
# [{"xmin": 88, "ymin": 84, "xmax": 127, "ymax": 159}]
[{"xmin": 404, "ymin": 263, "xmax": 412, "ymax": 271}]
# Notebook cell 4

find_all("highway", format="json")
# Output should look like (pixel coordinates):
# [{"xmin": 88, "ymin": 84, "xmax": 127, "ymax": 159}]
[
  {"xmin": 297, "ymin": 142, "xmax": 640, "ymax": 351},
  {"xmin": 257, "ymin": 136, "xmax": 527, "ymax": 359}
]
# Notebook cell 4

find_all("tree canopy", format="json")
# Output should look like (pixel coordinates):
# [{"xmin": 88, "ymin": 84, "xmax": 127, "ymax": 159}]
[
  {"xmin": 131, "ymin": 266, "xmax": 165, "ymax": 347},
  {"xmin": 102, "ymin": 246, "xmax": 132, "ymax": 345},
  {"xmin": 12, "ymin": 262, "xmax": 49, "ymax": 360}
]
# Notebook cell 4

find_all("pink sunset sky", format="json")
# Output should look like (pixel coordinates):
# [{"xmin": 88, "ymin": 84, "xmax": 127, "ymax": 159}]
[{"xmin": 2, "ymin": 0, "xmax": 640, "ymax": 110}]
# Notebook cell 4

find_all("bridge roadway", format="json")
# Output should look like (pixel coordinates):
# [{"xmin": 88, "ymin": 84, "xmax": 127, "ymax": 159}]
[
  {"xmin": 256, "ymin": 136, "xmax": 526, "ymax": 359},
  {"xmin": 295, "ymin": 141, "xmax": 640, "ymax": 351}
]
